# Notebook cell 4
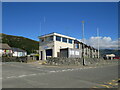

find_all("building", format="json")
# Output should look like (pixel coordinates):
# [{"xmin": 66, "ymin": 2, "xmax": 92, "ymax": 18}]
[
  {"xmin": 12, "ymin": 48, "xmax": 27, "ymax": 57},
  {"xmin": 105, "ymin": 54, "xmax": 115, "ymax": 60},
  {"xmin": 0, "ymin": 43, "xmax": 12, "ymax": 56},
  {"xmin": 38, "ymin": 33, "xmax": 98, "ymax": 60}
]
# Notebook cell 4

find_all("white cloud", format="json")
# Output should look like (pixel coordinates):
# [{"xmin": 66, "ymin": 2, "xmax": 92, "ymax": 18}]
[{"xmin": 79, "ymin": 37, "xmax": 119, "ymax": 49}]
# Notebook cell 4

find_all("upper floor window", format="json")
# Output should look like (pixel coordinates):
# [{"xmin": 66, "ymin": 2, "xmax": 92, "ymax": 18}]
[
  {"xmin": 41, "ymin": 38, "xmax": 44, "ymax": 42},
  {"xmin": 62, "ymin": 37, "xmax": 67, "ymax": 43},
  {"xmin": 69, "ymin": 39, "xmax": 72, "ymax": 44},
  {"xmin": 49, "ymin": 36, "xmax": 53, "ymax": 41},
  {"xmin": 75, "ymin": 44, "xmax": 79, "ymax": 49},
  {"xmin": 56, "ymin": 36, "xmax": 61, "ymax": 41},
  {"xmin": 46, "ymin": 36, "xmax": 53, "ymax": 41}
]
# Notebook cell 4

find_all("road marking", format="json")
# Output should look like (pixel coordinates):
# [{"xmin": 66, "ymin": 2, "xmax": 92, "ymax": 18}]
[
  {"xmin": 4, "ymin": 66, "xmax": 117, "ymax": 80},
  {"xmin": 49, "ymin": 71, "xmax": 56, "ymax": 73},
  {"xmin": 112, "ymin": 80, "xmax": 115, "ymax": 82},
  {"xmin": 55, "ymin": 70, "xmax": 60, "ymax": 72},
  {"xmin": 18, "ymin": 75, "xmax": 27, "ymax": 78},
  {"xmin": 93, "ymin": 87, "xmax": 98, "ymax": 88},
  {"xmin": 108, "ymin": 82, "xmax": 112, "ymax": 85},
  {"xmin": 6, "ymin": 76, "xmax": 17, "ymax": 79},
  {"xmin": 48, "ymin": 67, "xmax": 98, "ymax": 73},
  {"xmin": 62, "ymin": 70, "xmax": 66, "ymax": 72},
  {"xmin": 101, "ymin": 85, "xmax": 111, "ymax": 88},
  {"xmin": 6, "ymin": 74, "xmax": 38, "ymax": 79}
]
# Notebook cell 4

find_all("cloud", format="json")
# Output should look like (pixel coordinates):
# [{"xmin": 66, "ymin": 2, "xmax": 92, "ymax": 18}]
[{"xmin": 79, "ymin": 37, "xmax": 119, "ymax": 49}]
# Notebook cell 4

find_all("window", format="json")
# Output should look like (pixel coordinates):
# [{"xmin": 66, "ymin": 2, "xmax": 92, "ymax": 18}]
[
  {"xmin": 41, "ymin": 38, "xmax": 44, "ymax": 42},
  {"xmin": 47, "ymin": 36, "xmax": 53, "ymax": 41},
  {"xmin": 62, "ymin": 37, "xmax": 67, "ymax": 43},
  {"xmin": 69, "ymin": 39, "xmax": 72, "ymax": 44},
  {"xmin": 75, "ymin": 44, "xmax": 79, "ymax": 49},
  {"xmin": 49, "ymin": 36, "xmax": 53, "ymax": 41},
  {"xmin": 56, "ymin": 36, "xmax": 61, "ymax": 41}
]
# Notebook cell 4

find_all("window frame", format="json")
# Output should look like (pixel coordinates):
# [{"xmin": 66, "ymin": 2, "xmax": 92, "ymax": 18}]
[
  {"xmin": 68, "ymin": 39, "xmax": 72, "ymax": 44},
  {"xmin": 62, "ymin": 37, "xmax": 67, "ymax": 43},
  {"xmin": 56, "ymin": 36, "xmax": 61, "ymax": 41}
]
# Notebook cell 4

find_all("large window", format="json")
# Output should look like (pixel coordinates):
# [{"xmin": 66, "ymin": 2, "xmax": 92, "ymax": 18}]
[
  {"xmin": 56, "ymin": 36, "xmax": 61, "ymax": 41},
  {"xmin": 69, "ymin": 39, "xmax": 72, "ymax": 44},
  {"xmin": 62, "ymin": 37, "xmax": 67, "ymax": 43}
]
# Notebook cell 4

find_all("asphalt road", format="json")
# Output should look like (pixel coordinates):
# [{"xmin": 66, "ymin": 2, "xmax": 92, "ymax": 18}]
[{"xmin": 2, "ymin": 62, "xmax": 119, "ymax": 88}]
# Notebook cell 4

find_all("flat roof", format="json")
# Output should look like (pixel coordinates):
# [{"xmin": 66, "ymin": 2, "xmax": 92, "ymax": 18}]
[
  {"xmin": 38, "ymin": 33, "xmax": 97, "ymax": 50},
  {"xmin": 38, "ymin": 32, "xmax": 76, "ymax": 40}
]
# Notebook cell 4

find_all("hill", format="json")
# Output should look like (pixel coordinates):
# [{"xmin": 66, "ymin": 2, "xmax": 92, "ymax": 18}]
[{"xmin": 0, "ymin": 33, "xmax": 39, "ymax": 54}]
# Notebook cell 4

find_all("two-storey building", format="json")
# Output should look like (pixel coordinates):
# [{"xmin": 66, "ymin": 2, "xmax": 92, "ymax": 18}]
[{"xmin": 38, "ymin": 32, "xmax": 98, "ymax": 60}]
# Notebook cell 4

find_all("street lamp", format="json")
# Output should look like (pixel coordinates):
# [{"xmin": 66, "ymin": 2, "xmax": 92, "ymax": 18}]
[{"xmin": 82, "ymin": 21, "xmax": 85, "ymax": 66}]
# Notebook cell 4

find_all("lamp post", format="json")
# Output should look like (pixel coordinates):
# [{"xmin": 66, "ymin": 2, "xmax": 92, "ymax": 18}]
[
  {"xmin": 97, "ymin": 28, "xmax": 100, "ymax": 59},
  {"xmin": 82, "ymin": 21, "xmax": 85, "ymax": 66}
]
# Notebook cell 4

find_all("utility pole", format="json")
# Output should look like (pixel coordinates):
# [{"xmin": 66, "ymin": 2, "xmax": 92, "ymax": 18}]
[
  {"xmin": 82, "ymin": 21, "xmax": 85, "ymax": 65},
  {"xmin": 97, "ymin": 28, "xmax": 100, "ymax": 59}
]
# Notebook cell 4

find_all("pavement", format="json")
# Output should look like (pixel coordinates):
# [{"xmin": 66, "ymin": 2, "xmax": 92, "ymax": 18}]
[{"xmin": 2, "ymin": 61, "xmax": 119, "ymax": 88}]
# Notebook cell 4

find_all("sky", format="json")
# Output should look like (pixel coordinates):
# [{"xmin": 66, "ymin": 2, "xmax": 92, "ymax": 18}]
[{"xmin": 2, "ymin": 2, "xmax": 118, "ymax": 49}]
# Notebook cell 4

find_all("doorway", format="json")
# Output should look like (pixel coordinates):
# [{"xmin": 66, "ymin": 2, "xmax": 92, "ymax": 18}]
[
  {"xmin": 40, "ymin": 51, "xmax": 43, "ymax": 60},
  {"xmin": 46, "ymin": 49, "xmax": 52, "ymax": 59}
]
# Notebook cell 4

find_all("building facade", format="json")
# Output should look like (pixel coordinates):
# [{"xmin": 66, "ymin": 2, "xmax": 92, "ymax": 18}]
[{"xmin": 38, "ymin": 33, "xmax": 98, "ymax": 60}]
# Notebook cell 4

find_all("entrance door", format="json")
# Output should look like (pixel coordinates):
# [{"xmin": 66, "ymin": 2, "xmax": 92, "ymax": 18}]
[
  {"xmin": 40, "ymin": 51, "xmax": 43, "ymax": 60},
  {"xmin": 46, "ymin": 49, "xmax": 52, "ymax": 59}
]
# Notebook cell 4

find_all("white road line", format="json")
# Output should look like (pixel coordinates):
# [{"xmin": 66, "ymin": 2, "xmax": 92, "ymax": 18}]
[
  {"xmin": 62, "ymin": 70, "xmax": 66, "ymax": 72},
  {"xmin": 49, "ymin": 71, "xmax": 56, "ymax": 73},
  {"xmin": 4, "ymin": 66, "xmax": 101, "ymax": 79},
  {"xmin": 6, "ymin": 76, "xmax": 17, "ymax": 79},
  {"xmin": 18, "ymin": 75, "xmax": 27, "ymax": 78}
]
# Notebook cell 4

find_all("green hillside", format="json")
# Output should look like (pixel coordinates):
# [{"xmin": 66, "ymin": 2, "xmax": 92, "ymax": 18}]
[
  {"xmin": 0, "ymin": 33, "xmax": 39, "ymax": 54},
  {"xmin": 100, "ymin": 49, "xmax": 119, "ymax": 57}
]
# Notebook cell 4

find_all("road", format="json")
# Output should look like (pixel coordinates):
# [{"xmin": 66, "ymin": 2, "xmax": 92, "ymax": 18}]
[{"xmin": 2, "ymin": 62, "xmax": 119, "ymax": 88}]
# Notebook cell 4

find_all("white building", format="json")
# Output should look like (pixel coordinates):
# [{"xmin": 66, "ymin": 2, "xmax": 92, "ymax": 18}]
[
  {"xmin": 12, "ymin": 48, "xmax": 27, "ymax": 57},
  {"xmin": 105, "ymin": 54, "xmax": 115, "ymax": 60},
  {"xmin": 38, "ymin": 33, "xmax": 98, "ymax": 60}
]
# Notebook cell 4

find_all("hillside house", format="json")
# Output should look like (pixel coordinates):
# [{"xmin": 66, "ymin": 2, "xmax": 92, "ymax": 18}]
[
  {"xmin": 0, "ymin": 43, "xmax": 12, "ymax": 56},
  {"xmin": 12, "ymin": 48, "xmax": 27, "ymax": 57},
  {"xmin": 105, "ymin": 54, "xmax": 115, "ymax": 60}
]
